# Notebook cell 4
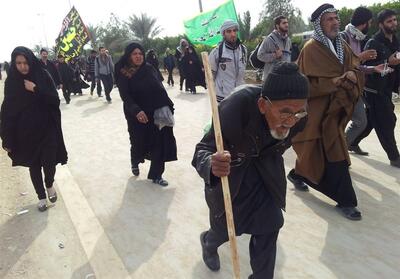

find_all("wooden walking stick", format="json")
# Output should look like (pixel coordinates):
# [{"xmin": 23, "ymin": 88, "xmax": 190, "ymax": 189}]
[{"xmin": 201, "ymin": 52, "xmax": 241, "ymax": 279}]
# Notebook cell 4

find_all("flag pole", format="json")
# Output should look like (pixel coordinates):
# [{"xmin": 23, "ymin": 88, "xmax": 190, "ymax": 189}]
[
  {"xmin": 201, "ymin": 52, "xmax": 241, "ymax": 279},
  {"xmin": 198, "ymin": 0, "xmax": 203, "ymax": 12}
]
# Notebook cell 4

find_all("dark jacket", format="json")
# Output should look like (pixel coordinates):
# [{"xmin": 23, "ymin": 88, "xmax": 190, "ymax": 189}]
[
  {"xmin": 3, "ymin": 62, "xmax": 10, "ymax": 75},
  {"xmin": 115, "ymin": 61, "xmax": 177, "ymax": 163},
  {"xmin": 163, "ymin": 54, "xmax": 175, "ymax": 71},
  {"xmin": 57, "ymin": 62, "xmax": 74, "ymax": 88},
  {"xmin": 69, "ymin": 62, "xmax": 84, "ymax": 94},
  {"xmin": 192, "ymin": 85, "xmax": 306, "ymax": 217},
  {"xmin": 175, "ymin": 47, "xmax": 185, "ymax": 75},
  {"xmin": 86, "ymin": 56, "xmax": 96, "ymax": 74},
  {"xmin": 146, "ymin": 52, "xmax": 164, "ymax": 82},
  {"xmin": 39, "ymin": 59, "xmax": 61, "ymax": 86},
  {"xmin": 1, "ymin": 47, "xmax": 68, "ymax": 167},
  {"xmin": 182, "ymin": 47, "xmax": 206, "ymax": 88},
  {"xmin": 364, "ymin": 30, "xmax": 400, "ymax": 95}
]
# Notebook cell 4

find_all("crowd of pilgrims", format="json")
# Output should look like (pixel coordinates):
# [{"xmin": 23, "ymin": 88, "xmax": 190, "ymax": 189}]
[
  {"xmin": 0, "ymin": 39, "xmax": 210, "ymax": 210},
  {"xmin": 1, "ymin": 3, "xmax": 400, "ymax": 278}
]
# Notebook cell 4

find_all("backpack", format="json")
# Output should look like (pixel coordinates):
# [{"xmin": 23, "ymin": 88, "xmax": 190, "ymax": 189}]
[
  {"xmin": 214, "ymin": 42, "xmax": 246, "ymax": 78},
  {"xmin": 249, "ymin": 42, "xmax": 265, "ymax": 70},
  {"xmin": 217, "ymin": 42, "xmax": 246, "ymax": 63},
  {"xmin": 249, "ymin": 34, "xmax": 282, "ymax": 70}
]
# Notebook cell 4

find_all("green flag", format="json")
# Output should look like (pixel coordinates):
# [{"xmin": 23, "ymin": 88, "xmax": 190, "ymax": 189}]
[
  {"xmin": 184, "ymin": 0, "xmax": 238, "ymax": 46},
  {"xmin": 55, "ymin": 7, "xmax": 90, "ymax": 61}
]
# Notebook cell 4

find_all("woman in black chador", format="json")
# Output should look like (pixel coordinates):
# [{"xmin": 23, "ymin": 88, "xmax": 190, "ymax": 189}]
[
  {"xmin": 0, "ymin": 46, "xmax": 68, "ymax": 212},
  {"xmin": 146, "ymin": 49, "xmax": 164, "ymax": 82},
  {"xmin": 115, "ymin": 43, "xmax": 177, "ymax": 186}
]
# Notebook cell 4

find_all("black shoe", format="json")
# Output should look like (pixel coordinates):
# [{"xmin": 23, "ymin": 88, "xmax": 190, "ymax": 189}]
[
  {"xmin": 131, "ymin": 165, "xmax": 139, "ymax": 176},
  {"xmin": 46, "ymin": 187, "xmax": 57, "ymax": 203},
  {"xmin": 390, "ymin": 157, "xmax": 400, "ymax": 168},
  {"xmin": 336, "ymin": 205, "xmax": 362, "ymax": 221},
  {"xmin": 66, "ymin": 100, "xmax": 70, "ymax": 104},
  {"xmin": 348, "ymin": 145, "xmax": 369, "ymax": 156},
  {"xmin": 287, "ymin": 169, "xmax": 309, "ymax": 191},
  {"xmin": 200, "ymin": 231, "xmax": 220, "ymax": 271},
  {"xmin": 152, "ymin": 178, "xmax": 168, "ymax": 187}
]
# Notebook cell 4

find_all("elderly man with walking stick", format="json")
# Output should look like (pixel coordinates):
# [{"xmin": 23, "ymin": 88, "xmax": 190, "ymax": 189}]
[{"xmin": 192, "ymin": 61, "xmax": 309, "ymax": 279}]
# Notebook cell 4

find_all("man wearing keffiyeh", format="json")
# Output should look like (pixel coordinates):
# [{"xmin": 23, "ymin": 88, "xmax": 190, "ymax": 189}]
[{"xmin": 287, "ymin": 4, "xmax": 365, "ymax": 221}]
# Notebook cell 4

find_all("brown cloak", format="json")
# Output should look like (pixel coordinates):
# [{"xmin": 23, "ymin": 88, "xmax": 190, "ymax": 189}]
[{"xmin": 292, "ymin": 38, "xmax": 364, "ymax": 184}]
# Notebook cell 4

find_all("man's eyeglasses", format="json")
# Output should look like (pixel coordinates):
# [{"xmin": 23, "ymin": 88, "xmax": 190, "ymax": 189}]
[{"xmin": 262, "ymin": 96, "xmax": 308, "ymax": 123}]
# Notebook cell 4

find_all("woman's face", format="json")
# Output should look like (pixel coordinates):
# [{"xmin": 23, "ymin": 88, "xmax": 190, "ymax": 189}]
[
  {"xmin": 15, "ymin": 55, "xmax": 29, "ymax": 75},
  {"xmin": 130, "ymin": 49, "xmax": 144, "ymax": 66}
]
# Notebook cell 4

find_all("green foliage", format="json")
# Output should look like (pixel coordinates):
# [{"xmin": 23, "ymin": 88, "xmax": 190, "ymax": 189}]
[
  {"xmin": 238, "ymin": 11, "xmax": 252, "ymax": 41},
  {"xmin": 250, "ymin": 18, "xmax": 271, "ymax": 40},
  {"xmin": 338, "ymin": 1, "xmax": 400, "ymax": 37},
  {"xmin": 126, "ymin": 13, "xmax": 163, "ymax": 49},
  {"xmin": 97, "ymin": 14, "xmax": 131, "ymax": 55},
  {"xmin": 86, "ymin": 24, "xmax": 101, "ymax": 49},
  {"xmin": 261, "ymin": 0, "xmax": 307, "ymax": 34},
  {"xmin": 36, "ymin": 0, "xmax": 400, "ymax": 65}
]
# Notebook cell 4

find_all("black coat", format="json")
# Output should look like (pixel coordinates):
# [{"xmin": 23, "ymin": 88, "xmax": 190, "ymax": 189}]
[
  {"xmin": 0, "ymin": 47, "xmax": 68, "ymax": 167},
  {"xmin": 182, "ymin": 49, "xmax": 206, "ymax": 88},
  {"xmin": 147, "ymin": 54, "xmax": 164, "ymax": 82},
  {"xmin": 192, "ymin": 85, "xmax": 306, "ymax": 218},
  {"xmin": 116, "ymin": 62, "xmax": 177, "ymax": 163},
  {"xmin": 364, "ymin": 30, "xmax": 400, "ymax": 95},
  {"xmin": 40, "ymin": 59, "xmax": 61, "ymax": 86},
  {"xmin": 70, "ymin": 63, "xmax": 83, "ymax": 94},
  {"xmin": 175, "ymin": 47, "xmax": 185, "ymax": 75},
  {"xmin": 58, "ymin": 62, "xmax": 74, "ymax": 89}
]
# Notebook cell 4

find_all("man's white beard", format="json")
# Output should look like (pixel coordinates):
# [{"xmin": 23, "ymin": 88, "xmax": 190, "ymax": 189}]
[{"xmin": 270, "ymin": 129, "xmax": 290, "ymax": 140}]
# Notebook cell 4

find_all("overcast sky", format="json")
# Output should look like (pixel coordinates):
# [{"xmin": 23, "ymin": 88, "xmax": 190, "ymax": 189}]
[{"xmin": 0, "ymin": 0, "xmax": 389, "ymax": 61}]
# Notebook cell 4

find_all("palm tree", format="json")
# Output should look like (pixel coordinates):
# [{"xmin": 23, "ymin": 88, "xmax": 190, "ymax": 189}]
[
  {"xmin": 32, "ymin": 44, "xmax": 43, "ymax": 57},
  {"xmin": 87, "ymin": 24, "xmax": 101, "ymax": 50},
  {"xmin": 126, "ymin": 13, "xmax": 163, "ymax": 47}
]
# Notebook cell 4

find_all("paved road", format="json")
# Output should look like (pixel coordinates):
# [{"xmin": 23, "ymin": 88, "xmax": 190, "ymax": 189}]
[{"xmin": 0, "ymin": 73, "xmax": 399, "ymax": 279}]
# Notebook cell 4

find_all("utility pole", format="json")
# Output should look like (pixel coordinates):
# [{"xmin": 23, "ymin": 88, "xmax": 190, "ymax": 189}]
[
  {"xmin": 198, "ymin": 0, "xmax": 203, "ymax": 12},
  {"xmin": 37, "ymin": 13, "xmax": 49, "ymax": 48}
]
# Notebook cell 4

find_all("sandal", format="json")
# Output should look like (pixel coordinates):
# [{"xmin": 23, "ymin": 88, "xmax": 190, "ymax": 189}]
[
  {"xmin": 131, "ymin": 164, "xmax": 140, "ymax": 176},
  {"xmin": 152, "ymin": 178, "xmax": 168, "ymax": 187},
  {"xmin": 336, "ymin": 205, "xmax": 362, "ymax": 221}
]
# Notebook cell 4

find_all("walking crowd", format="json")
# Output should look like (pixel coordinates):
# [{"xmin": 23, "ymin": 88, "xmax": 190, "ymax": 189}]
[{"xmin": 0, "ymin": 3, "xmax": 399, "ymax": 279}]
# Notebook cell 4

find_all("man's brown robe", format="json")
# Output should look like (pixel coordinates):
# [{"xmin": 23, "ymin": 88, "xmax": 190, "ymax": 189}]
[{"xmin": 292, "ymin": 38, "xmax": 364, "ymax": 184}]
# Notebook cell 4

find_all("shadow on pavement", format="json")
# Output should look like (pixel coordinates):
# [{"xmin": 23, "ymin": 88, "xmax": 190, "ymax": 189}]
[
  {"xmin": 0, "ymin": 205, "xmax": 48, "ymax": 278},
  {"xmin": 175, "ymin": 91, "xmax": 207, "ymax": 103},
  {"xmin": 293, "ymin": 173, "xmax": 400, "ymax": 279},
  {"xmin": 81, "ymin": 103, "xmax": 110, "ymax": 118},
  {"xmin": 72, "ymin": 176, "xmax": 175, "ymax": 277},
  {"xmin": 355, "ymin": 155, "xmax": 400, "ymax": 184}
]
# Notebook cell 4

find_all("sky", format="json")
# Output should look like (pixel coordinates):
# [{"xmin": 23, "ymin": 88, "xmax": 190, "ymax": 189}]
[{"xmin": 0, "ymin": 0, "xmax": 390, "ymax": 61}]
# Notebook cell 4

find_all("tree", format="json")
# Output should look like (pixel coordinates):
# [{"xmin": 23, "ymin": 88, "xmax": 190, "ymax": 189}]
[
  {"xmin": 261, "ymin": 0, "xmax": 307, "ymax": 34},
  {"xmin": 97, "ymin": 14, "xmax": 131, "ymax": 57},
  {"xmin": 262, "ymin": 0, "xmax": 296, "ymax": 19},
  {"xmin": 126, "ymin": 13, "xmax": 163, "ymax": 49},
  {"xmin": 87, "ymin": 24, "xmax": 101, "ymax": 50},
  {"xmin": 238, "ymin": 11, "xmax": 251, "ymax": 41},
  {"xmin": 338, "ymin": 1, "xmax": 400, "ymax": 38},
  {"xmin": 32, "ymin": 45, "xmax": 42, "ymax": 57}
]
